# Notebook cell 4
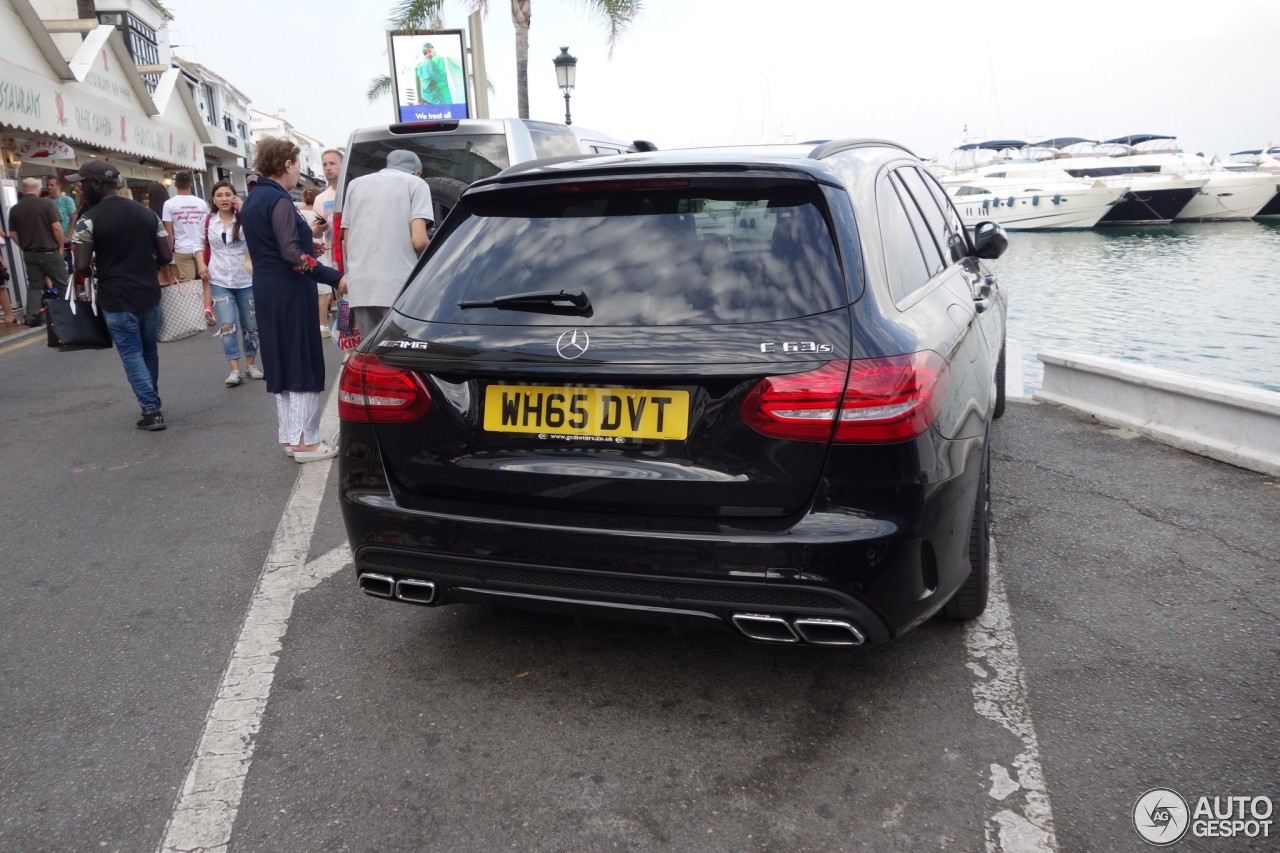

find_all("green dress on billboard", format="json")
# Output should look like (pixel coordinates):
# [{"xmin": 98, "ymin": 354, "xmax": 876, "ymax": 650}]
[{"xmin": 417, "ymin": 54, "xmax": 452, "ymax": 104}]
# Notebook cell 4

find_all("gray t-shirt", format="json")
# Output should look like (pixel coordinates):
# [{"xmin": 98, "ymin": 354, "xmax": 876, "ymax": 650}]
[{"xmin": 341, "ymin": 169, "xmax": 433, "ymax": 309}]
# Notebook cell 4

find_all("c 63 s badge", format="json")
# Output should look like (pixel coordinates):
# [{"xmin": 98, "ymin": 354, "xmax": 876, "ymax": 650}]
[
  {"xmin": 760, "ymin": 341, "xmax": 834, "ymax": 354},
  {"xmin": 379, "ymin": 340, "xmax": 431, "ymax": 350}
]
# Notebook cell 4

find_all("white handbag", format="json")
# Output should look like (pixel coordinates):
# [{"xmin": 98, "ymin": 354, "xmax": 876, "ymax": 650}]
[{"xmin": 158, "ymin": 280, "xmax": 206, "ymax": 342}]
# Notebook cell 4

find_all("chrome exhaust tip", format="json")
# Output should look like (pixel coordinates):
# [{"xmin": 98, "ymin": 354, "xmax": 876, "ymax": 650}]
[
  {"xmin": 793, "ymin": 618, "xmax": 865, "ymax": 646},
  {"xmin": 394, "ymin": 578, "xmax": 437, "ymax": 605},
  {"xmin": 731, "ymin": 613, "xmax": 800, "ymax": 643},
  {"xmin": 358, "ymin": 572, "xmax": 395, "ymax": 598}
]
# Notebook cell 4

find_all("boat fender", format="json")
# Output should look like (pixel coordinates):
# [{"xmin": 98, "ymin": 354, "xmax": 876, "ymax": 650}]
[
  {"xmin": 1008, "ymin": 196, "xmax": 1015, "ymax": 207},
  {"xmin": 1032, "ymin": 195, "xmax": 1039, "ymax": 206},
  {"xmin": 982, "ymin": 199, "xmax": 990, "ymax": 211},
  {"xmin": 1053, "ymin": 194, "xmax": 1062, "ymax": 205}
]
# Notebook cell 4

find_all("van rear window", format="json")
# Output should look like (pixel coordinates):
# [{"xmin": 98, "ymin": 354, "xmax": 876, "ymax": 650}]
[
  {"xmin": 342, "ymin": 135, "xmax": 510, "ymax": 192},
  {"xmin": 397, "ymin": 180, "xmax": 848, "ymax": 326}
]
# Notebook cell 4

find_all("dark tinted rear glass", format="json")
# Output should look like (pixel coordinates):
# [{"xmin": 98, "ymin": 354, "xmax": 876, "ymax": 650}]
[
  {"xmin": 397, "ymin": 180, "xmax": 847, "ymax": 326},
  {"xmin": 343, "ymin": 134, "xmax": 510, "ymax": 195}
]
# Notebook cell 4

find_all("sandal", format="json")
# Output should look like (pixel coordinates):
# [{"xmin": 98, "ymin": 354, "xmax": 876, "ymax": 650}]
[{"xmin": 292, "ymin": 443, "xmax": 338, "ymax": 463}]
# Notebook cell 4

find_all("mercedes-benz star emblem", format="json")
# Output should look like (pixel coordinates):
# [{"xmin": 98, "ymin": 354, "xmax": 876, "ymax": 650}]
[{"xmin": 556, "ymin": 329, "xmax": 590, "ymax": 360}]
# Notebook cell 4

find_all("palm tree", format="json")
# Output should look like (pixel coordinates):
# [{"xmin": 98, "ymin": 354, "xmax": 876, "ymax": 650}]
[{"xmin": 379, "ymin": 0, "xmax": 641, "ymax": 119}]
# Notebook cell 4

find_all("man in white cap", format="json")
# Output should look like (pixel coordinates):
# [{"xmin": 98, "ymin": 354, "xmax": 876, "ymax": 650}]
[{"xmin": 338, "ymin": 148, "xmax": 432, "ymax": 337}]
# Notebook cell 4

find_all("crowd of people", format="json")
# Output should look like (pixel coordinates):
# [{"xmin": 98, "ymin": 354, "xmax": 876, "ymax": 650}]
[{"xmin": 6, "ymin": 138, "xmax": 436, "ymax": 464}]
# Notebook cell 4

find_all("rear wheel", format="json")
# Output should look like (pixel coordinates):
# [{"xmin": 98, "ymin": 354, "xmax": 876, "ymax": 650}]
[
  {"xmin": 944, "ymin": 440, "xmax": 990, "ymax": 619},
  {"xmin": 424, "ymin": 176, "xmax": 469, "ymax": 233},
  {"xmin": 993, "ymin": 342, "xmax": 1007, "ymax": 419}
]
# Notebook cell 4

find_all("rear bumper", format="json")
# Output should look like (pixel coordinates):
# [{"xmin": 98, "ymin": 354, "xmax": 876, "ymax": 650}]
[{"xmin": 339, "ymin": 432, "xmax": 983, "ymax": 645}]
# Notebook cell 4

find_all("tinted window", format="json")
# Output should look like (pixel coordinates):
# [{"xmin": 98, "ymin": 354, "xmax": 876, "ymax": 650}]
[
  {"xmin": 895, "ymin": 167, "xmax": 954, "ymax": 269},
  {"xmin": 876, "ymin": 174, "xmax": 933, "ymax": 303},
  {"xmin": 527, "ymin": 126, "xmax": 583, "ymax": 159},
  {"xmin": 342, "ymin": 134, "xmax": 509, "ymax": 196},
  {"xmin": 397, "ymin": 181, "xmax": 846, "ymax": 326},
  {"xmin": 888, "ymin": 171, "xmax": 945, "ymax": 277},
  {"xmin": 916, "ymin": 168, "xmax": 969, "ymax": 262}
]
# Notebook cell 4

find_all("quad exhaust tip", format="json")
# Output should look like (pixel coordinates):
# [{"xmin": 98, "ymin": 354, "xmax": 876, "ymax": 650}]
[
  {"xmin": 731, "ymin": 613, "xmax": 800, "ymax": 644},
  {"xmin": 358, "ymin": 572, "xmax": 395, "ymax": 598},
  {"xmin": 732, "ymin": 613, "xmax": 865, "ymax": 646},
  {"xmin": 793, "ymin": 617, "xmax": 865, "ymax": 646},
  {"xmin": 359, "ymin": 573, "xmax": 437, "ymax": 605},
  {"xmin": 394, "ymin": 578, "xmax": 437, "ymax": 605}
]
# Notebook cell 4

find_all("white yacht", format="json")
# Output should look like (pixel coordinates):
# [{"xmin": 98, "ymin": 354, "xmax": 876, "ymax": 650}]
[
  {"xmin": 1225, "ymin": 146, "xmax": 1280, "ymax": 218},
  {"xmin": 1015, "ymin": 138, "xmax": 1209, "ymax": 225},
  {"xmin": 935, "ymin": 143, "xmax": 1127, "ymax": 229},
  {"xmin": 940, "ymin": 138, "xmax": 1203, "ymax": 225},
  {"xmin": 1096, "ymin": 135, "xmax": 1280, "ymax": 222}
]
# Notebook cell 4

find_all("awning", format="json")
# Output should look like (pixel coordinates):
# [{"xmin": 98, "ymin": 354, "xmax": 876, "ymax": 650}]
[{"xmin": 0, "ymin": 56, "xmax": 203, "ymax": 170}]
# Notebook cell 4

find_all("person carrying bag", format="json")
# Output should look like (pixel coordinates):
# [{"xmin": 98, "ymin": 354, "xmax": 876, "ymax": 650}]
[{"xmin": 45, "ymin": 273, "xmax": 113, "ymax": 351}]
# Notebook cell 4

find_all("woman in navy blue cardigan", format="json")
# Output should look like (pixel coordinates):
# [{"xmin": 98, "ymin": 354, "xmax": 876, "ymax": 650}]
[{"xmin": 241, "ymin": 137, "xmax": 346, "ymax": 462}]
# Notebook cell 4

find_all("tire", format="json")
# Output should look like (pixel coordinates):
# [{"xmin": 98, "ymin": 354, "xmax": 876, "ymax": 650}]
[
  {"xmin": 944, "ymin": 439, "xmax": 990, "ymax": 619},
  {"xmin": 993, "ymin": 341, "xmax": 1007, "ymax": 420},
  {"xmin": 423, "ymin": 176, "xmax": 469, "ymax": 233}
]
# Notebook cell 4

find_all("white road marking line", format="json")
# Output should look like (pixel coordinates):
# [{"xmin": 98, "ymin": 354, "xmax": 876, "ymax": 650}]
[
  {"xmin": 967, "ymin": 542, "xmax": 1059, "ymax": 853},
  {"xmin": 156, "ymin": 390, "xmax": 349, "ymax": 853}
]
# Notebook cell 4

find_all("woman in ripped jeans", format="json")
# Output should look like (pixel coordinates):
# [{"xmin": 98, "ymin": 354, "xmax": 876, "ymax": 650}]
[{"xmin": 197, "ymin": 180, "xmax": 262, "ymax": 386}]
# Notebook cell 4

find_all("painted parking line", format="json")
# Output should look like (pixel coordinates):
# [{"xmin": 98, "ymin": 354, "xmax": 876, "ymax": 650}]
[
  {"xmin": 967, "ymin": 542, "xmax": 1059, "ymax": 852},
  {"xmin": 156, "ymin": 387, "xmax": 1058, "ymax": 851},
  {"xmin": 156, "ymin": 387, "xmax": 349, "ymax": 853}
]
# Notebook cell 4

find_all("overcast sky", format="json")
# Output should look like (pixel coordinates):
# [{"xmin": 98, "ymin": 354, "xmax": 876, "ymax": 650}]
[{"xmin": 165, "ymin": 0, "xmax": 1280, "ymax": 161}]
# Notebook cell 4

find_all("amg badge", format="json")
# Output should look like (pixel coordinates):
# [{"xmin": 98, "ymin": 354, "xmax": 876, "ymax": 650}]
[{"xmin": 759, "ymin": 341, "xmax": 834, "ymax": 353}]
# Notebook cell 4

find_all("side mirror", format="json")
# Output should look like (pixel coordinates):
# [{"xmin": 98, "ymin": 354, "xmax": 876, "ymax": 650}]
[{"xmin": 972, "ymin": 221, "xmax": 1008, "ymax": 259}]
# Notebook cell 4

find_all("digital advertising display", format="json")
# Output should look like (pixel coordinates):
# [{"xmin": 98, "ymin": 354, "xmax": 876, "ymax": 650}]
[{"xmin": 387, "ymin": 29, "xmax": 469, "ymax": 122}]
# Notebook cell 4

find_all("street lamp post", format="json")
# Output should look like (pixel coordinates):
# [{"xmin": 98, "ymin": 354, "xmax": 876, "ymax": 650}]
[{"xmin": 553, "ymin": 46, "xmax": 577, "ymax": 126}]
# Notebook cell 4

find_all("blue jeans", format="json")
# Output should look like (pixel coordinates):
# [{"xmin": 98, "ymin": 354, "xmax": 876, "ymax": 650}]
[
  {"xmin": 104, "ymin": 303, "xmax": 161, "ymax": 414},
  {"xmin": 210, "ymin": 285, "xmax": 258, "ymax": 362}
]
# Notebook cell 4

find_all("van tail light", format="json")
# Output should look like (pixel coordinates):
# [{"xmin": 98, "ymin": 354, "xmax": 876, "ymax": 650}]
[
  {"xmin": 741, "ymin": 353, "xmax": 950, "ymax": 443},
  {"xmin": 338, "ymin": 352, "xmax": 431, "ymax": 423},
  {"xmin": 331, "ymin": 212, "xmax": 344, "ymax": 273}
]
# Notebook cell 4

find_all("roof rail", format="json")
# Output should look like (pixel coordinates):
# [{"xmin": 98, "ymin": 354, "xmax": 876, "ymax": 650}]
[{"xmin": 808, "ymin": 138, "xmax": 918, "ymax": 159}]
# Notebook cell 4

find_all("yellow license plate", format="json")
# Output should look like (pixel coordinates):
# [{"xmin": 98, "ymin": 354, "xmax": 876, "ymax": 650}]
[{"xmin": 483, "ymin": 385, "xmax": 690, "ymax": 440}]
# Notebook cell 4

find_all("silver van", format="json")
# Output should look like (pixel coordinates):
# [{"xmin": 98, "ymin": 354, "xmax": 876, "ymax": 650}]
[{"xmin": 331, "ymin": 118, "xmax": 647, "ymax": 269}]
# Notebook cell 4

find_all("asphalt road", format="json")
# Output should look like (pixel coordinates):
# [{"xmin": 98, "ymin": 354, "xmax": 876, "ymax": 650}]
[{"xmin": 1, "ymin": 325, "xmax": 1276, "ymax": 852}]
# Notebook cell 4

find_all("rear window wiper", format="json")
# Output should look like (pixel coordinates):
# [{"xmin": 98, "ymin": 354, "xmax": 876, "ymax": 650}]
[{"xmin": 458, "ymin": 289, "xmax": 592, "ymax": 317}]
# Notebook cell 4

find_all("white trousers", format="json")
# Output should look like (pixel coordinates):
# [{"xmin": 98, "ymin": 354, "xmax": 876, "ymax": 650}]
[{"xmin": 275, "ymin": 390, "xmax": 324, "ymax": 445}]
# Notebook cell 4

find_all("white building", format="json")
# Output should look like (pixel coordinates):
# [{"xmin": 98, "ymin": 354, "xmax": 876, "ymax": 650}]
[
  {"xmin": 174, "ymin": 58, "xmax": 252, "ymax": 195},
  {"xmin": 1, "ymin": 0, "xmax": 208, "ymax": 311},
  {"xmin": 250, "ymin": 107, "xmax": 326, "ymax": 192}
]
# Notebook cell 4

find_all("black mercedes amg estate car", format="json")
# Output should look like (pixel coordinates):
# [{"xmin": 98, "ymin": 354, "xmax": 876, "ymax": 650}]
[{"xmin": 337, "ymin": 140, "xmax": 1009, "ymax": 647}]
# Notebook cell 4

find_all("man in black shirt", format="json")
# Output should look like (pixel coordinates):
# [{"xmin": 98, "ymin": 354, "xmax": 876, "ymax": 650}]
[
  {"xmin": 69, "ymin": 160, "xmax": 174, "ymax": 431},
  {"xmin": 7, "ymin": 177, "xmax": 67, "ymax": 326}
]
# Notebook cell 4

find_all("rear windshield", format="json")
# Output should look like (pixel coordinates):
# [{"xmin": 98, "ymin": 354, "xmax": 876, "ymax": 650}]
[
  {"xmin": 342, "ymin": 134, "xmax": 510, "ymax": 194},
  {"xmin": 396, "ymin": 180, "xmax": 847, "ymax": 326}
]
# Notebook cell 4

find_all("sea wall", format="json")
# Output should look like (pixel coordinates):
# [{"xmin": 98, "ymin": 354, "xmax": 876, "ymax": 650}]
[{"xmin": 1034, "ymin": 350, "xmax": 1280, "ymax": 476}]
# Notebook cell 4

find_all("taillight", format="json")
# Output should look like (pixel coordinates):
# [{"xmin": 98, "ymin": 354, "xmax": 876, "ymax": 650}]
[
  {"xmin": 741, "ymin": 353, "xmax": 949, "ymax": 443},
  {"xmin": 331, "ymin": 212, "xmax": 344, "ymax": 273},
  {"xmin": 338, "ymin": 352, "xmax": 431, "ymax": 423}
]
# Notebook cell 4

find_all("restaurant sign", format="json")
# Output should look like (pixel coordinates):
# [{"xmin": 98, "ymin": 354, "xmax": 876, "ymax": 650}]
[{"xmin": 0, "ymin": 58, "xmax": 202, "ymax": 169}]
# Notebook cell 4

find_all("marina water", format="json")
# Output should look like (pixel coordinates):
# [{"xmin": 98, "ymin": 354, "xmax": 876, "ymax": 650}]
[{"xmin": 988, "ymin": 220, "xmax": 1280, "ymax": 394}]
